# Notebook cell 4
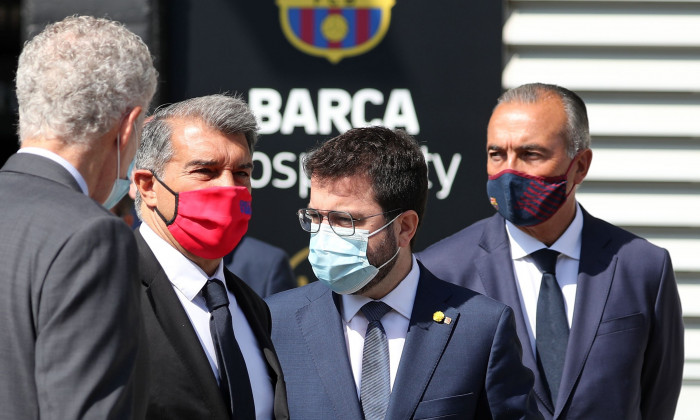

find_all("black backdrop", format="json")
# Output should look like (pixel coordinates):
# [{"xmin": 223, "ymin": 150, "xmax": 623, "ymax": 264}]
[{"xmin": 9, "ymin": 0, "xmax": 503, "ymax": 284}]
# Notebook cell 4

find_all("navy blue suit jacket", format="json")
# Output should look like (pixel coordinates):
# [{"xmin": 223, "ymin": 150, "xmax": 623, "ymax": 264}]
[
  {"xmin": 266, "ymin": 262, "xmax": 542, "ymax": 420},
  {"xmin": 418, "ymin": 210, "xmax": 684, "ymax": 419}
]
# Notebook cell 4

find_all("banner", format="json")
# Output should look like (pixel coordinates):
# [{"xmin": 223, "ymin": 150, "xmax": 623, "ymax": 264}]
[{"xmin": 165, "ymin": 0, "xmax": 503, "ymax": 285}]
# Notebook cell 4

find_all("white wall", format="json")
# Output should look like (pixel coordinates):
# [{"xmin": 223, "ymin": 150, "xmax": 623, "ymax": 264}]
[{"xmin": 503, "ymin": 1, "xmax": 700, "ymax": 418}]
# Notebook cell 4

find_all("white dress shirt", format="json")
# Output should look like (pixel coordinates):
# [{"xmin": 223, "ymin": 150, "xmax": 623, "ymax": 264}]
[
  {"xmin": 505, "ymin": 203, "xmax": 583, "ymax": 356},
  {"xmin": 19, "ymin": 147, "xmax": 89, "ymax": 195},
  {"xmin": 341, "ymin": 254, "xmax": 420, "ymax": 396},
  {"xmin": 140, "ymin": 223, "xmax": 273, "ymax": 420}
]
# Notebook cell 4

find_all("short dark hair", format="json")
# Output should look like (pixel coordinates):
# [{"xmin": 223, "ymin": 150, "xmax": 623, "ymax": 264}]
[{"xmin": 304, "ymin": 126, "xmax": 428, "ymax": 246}]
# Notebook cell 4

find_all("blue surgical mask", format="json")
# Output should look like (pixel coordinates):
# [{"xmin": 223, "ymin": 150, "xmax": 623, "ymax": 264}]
[
  {"xmin": 308, "ymin": 214, "xmax": 401, "ymax": 294},
  {"xmin": 102, "ymin": 137, "xmax": 134, "ymax": 209}
]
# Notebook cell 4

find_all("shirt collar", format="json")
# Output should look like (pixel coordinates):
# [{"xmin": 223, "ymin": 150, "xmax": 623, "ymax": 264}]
[
  {"xmin": 19, "ymin": 147, "xmax": 89, "ymax": 195},
  {"xmin": 139, "ymin": 222, "xmax": 226, "ymax": 300},
  {"xmin": 341, "ymin": 254, "xmax": 420, "ymax": 322},
  {"xmin": 505, "ymin": 202, "xmax": 583, "ymax": 260}
]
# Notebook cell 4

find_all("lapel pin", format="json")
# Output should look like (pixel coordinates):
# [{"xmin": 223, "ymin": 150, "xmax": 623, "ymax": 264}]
[{"xmin": 433, "ymin": 311, "xmax": 451, "ymax": 324}]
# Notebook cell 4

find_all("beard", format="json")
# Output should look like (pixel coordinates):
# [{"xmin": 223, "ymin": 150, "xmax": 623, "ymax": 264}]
[{"xmin": 353, "ymin": 224, "xmax": 399, "ymax": 296}]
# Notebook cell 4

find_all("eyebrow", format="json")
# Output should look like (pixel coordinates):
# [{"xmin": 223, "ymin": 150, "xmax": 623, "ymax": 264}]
[
  {"xmin": 185, "ymin": 159, "xmax": 218, "ymax": 168},
  {"xmin": 486, "ymin": 144, "xmax": 548, "ymax": 152},
  {"xmin": 184, "ymin": 160, "xmax": 254, "ymax": 170},
  {"xmin": 517, "ymin": 144, "xmax": 548, "ymax": 152}
]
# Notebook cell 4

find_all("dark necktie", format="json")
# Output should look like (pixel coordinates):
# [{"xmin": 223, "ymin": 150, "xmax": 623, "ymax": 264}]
[
  {"xmin": 201, "ymin": 279, "xmax": 255, "ymax": 420},
  {"xmin": 531, "ymin": 249, "xmax": 569, "ymax": 406},
  {"xmin": 360, "ymin": 301, "xmax": 392, "ymax": 420}
]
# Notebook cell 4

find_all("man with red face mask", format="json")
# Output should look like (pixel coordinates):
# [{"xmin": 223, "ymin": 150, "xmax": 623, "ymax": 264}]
[
  {"xmin": 419, "ymin": 83, "xmax": 684, "ymax": 420},
  {"xmin": 132, "ymin": 94, "xmax": 289, "ymax": 420}
]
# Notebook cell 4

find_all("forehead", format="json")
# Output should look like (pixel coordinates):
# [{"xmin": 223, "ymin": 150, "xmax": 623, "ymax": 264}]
[
  {"xmin": 309, "ymin": 175, "xmax": 379, "ymax": 212},
  {"xmin": 487, "ymin": 96, "xmax": 568, "ymax": 148},
  {"xmin": 168, "ymin": 118, "xmax": 251, "ymax": 162}
]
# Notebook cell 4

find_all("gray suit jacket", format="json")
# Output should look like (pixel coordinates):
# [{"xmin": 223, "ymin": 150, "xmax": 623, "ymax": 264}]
[
  {"xmin": 418, "ymin": 210, "xmax": 684, "ymax": 419},
  {"xmin": 0, "ymin": 153, "xmax": 145, "ymax": 419}
]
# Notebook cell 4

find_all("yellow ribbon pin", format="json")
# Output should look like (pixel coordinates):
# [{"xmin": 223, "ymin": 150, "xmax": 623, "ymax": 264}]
[{"xmin": 433, "ymin": 311, "xmax": 452, "ymax": 325}]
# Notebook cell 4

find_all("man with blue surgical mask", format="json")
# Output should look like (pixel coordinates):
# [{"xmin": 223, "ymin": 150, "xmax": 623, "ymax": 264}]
[
  {"xmin": 0, "ymin": 16, "xmax": 157, "ymax": 419},
  {"xmin": 419, "ymin": 83, "xmax": 684, "ymax": 419},
  {"xmin": 266, "ymin": 126, "xmax": 542, "ymax": 420}
]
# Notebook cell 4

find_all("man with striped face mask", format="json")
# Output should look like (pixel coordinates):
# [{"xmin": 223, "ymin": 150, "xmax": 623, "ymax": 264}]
[{"xmin": 419, "ymin": 83, "xmax": 684, "ymax": 420}]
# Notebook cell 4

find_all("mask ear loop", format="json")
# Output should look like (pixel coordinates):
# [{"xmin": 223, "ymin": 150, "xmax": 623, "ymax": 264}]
[
  {"xmin": 376, "ymin": 246, "xmax": 401, "ymax": 270},
  {"xmin": 368, "ymin": 211, "xmax": 403, "ymax": 269},
  {"xmin": 368, "ymin": 211, "xmax": 404, "ymax": 238},
  {"xmin": 563, "ymin": 152, "xmax": 583, "ymax": 198},
  {"xmin": 115, "ymin": 134, "xmax": 121, "ymax": 186},
  {"xmin": 150, "ymin": 171, "xmax": 179, "ymax": 226}
]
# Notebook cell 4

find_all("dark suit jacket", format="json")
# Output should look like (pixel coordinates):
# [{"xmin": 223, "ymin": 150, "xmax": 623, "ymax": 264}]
[
  {"xmin": 0, "ymin": 153, "xmax": 145, "ymax": 419},
  {"xmin": 224, "ymin": 235, "xmax": 297, "ymax": 298},
  {"xmin": 135, "ymin": 230, "xmax": 289, "ymax": 419},
  {"xmin": 417, "ymin": 210, "xmax": 684, "ymax": 420},
  {"xmin": 266, "ymin": 262, "xmax": 542, "ymax": 420}
]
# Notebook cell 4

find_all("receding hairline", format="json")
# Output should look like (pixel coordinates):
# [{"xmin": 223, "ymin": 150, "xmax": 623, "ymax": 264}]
[
  {"xmin": 489, "ymin": 93, "xmax": 569, "ymax": 145},
  {"xmin": 491, "ymin": 93, "xmax": 567, "ymax": 125},
  {"xmin": 495, "ymin": 86, "xmax": 564, "ymax": 109}
]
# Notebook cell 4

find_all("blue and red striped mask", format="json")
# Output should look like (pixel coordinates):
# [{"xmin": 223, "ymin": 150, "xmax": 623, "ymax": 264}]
[{"xmin": 486, "ymin": 159, "xmax": 577, "ymax": 227}]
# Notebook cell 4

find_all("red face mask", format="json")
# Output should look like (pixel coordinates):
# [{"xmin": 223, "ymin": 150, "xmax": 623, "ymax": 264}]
[{"xmin": 153, "ymin": 173, "xmax": 252, "ymax": 259}]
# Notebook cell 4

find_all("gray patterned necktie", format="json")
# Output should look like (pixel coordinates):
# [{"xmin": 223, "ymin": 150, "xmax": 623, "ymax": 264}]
[
  {"xmin": 532, "ymin": 248, "xmax": 569, "ymax": 406},
  {"xmin": 360, "ymin": 301, "xmax": 392, "ymax": 420}
]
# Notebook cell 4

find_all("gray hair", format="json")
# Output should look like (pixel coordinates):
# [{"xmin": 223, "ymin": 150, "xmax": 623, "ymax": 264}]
[
  {"xmin": 134, "ymin": 93, "xmax": 258, "ymax": 218},
  {"xmin": 15, "ymin": 15, "xmax": 158, "ymax": 145},
  {"xmin": 496, "ymin": 83, "xmax": 590, "ymax": 157}
]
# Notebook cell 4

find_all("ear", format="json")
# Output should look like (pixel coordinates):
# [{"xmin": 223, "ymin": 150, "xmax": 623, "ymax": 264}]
[
  {"xmin": 117, "ymin": 106, "xmax": 143, "ymax": 151},
  {"xmin": 133, "ymin": 168, "xmax": 156, "ymax": 206},
  {"xmin": 572, "ymin": 148, "xmax": 593, "ymax": 186},
  {"xmin": 395, "ymin": 210, "xmax": 419, "ymax": 249}
]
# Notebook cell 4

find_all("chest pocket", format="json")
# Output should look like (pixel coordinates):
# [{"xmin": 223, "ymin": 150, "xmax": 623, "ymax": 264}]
[
  {"xmin": 596, "ymin": 312, "xmax": 644, "ymax": 337},
  {"xmin": 413, "ymin": 393, "xmax": 474, "ymax": 419}
]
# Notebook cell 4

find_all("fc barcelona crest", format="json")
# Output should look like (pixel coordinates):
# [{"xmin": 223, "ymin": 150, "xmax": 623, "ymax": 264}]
[{"xmin": 277, "ymin": 0, "xmax": 395, "ymax": 64}]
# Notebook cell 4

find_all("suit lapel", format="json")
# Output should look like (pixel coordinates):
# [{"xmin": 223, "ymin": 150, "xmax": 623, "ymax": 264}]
[
  {"xmin": 135, "ymin": 230, "xmax": 228, "ymax": 416},
  {"xmin": 554, "ymin": 211, "xmax": 615, "ymax": 417},
  {"xmin": 225, "ymin": 269, "xmax": 289, "ymax": 419},
  {"xmin": 475, "ymin": 215, "xmax": 553, "ymax": 413},
  {"xmin": 384, "ymin": 265, "xmax": 458, "ymax": 420},
  {"xmin": 296, "ymin": 284, "xmax": 363, "ymax": 420}
]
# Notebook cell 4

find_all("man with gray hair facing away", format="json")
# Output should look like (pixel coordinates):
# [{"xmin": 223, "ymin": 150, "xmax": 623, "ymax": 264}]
[
  {"xmin": 132, "ymin": 94, "xmax": 289, "ymax": 419},
  {"xmin": 0, "ymin": 16, "xmax": 157, "ymax": 419}
]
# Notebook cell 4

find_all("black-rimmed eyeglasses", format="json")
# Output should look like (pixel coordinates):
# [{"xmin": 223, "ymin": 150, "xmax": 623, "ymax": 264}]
[{"xmin": 297, "ymin": 208, "xmax": 402, "ymax": 236}]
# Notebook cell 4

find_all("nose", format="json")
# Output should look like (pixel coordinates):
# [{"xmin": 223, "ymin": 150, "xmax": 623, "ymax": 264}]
[
  {"xmin": 217, "ymin": 171, "xmax": 236, "ymax": 187},
  {"xmin": 505, "ymin": 152, "xmax": 526, "ymax": 171},
  {"xmin": 505, "ymin": 153, "xmax": 517, "ymax": 169},
  {"xmin": 321, "ymin": 213, "xmax": 331, "ymax": 226}
]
